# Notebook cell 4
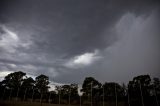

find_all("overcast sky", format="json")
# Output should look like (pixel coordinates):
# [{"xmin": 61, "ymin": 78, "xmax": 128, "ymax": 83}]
[{"xmin": 0, "ymin": 0, "xmax": 160, "ymax": 84}]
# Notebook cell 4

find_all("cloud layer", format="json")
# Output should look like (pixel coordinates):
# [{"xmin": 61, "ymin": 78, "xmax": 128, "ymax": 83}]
[
  {"xmin": 0, "ymin": 0, "xmax": 160, "ymax": 84},
  {"xmin": 65, "ymin": 50, "xmax": 101, "ymax": 69}
]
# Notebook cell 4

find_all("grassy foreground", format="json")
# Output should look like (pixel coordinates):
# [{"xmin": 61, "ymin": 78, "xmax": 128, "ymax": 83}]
[
  {"xmin": 0, "ymin": 101, "xmax": 127, "ymax": 106},
  {"xmin": 0, "ymin": 101, "xmax": 79, "ymax": 106}
]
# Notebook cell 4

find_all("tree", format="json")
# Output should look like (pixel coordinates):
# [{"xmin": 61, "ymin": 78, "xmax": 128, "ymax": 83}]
[
  {"xmin": 81, "ymin": 77, "xmax": 101, "ymax": 105},
  {"xmin": 129, "ymin": 75, "xmax": 151, "ymax": 97},
  {"xmin": 0, "ymin": 71, "xmax": 26, "ymax": 99},
  {"xmin": 55, "ymin": 85, "xmax": 62, "ymax": 94},
  {"xmin": 103, "ymin": 82, "xmax": 125, "ymax": 101},
  {"xmin": 55, "ymin": 85, "xmax": 62, "ymax": 104},
  {"xmin": 35, "ymin": 74, "xmax": 50, "ymax": 94},
  {"xmin": 21, "ymin": 77, "xmax": 35, "ymax": 89},
  {"xmin": 47, "ymin": 90, "xmax": 57, "ymax": 103},
  {"xmin": 1, "ymin": 71, "xmax": 26, "ymax": 90},
  {"xmin": 70, "ymin": 84, "xmax": 78, "ymax": 97},
  {"xmin": 21, "ymin": 77, "xmax": 35, "ymax": 99},
  {"xmin": 35, "ymin": 74, "xmax": 50, "ymax": 103},
  {"xmin": 55, "ymin": 84, "xmax": 78, "ymax": 104},
  {"xmin": 153, "ymin": 77, "xmax": 160, "ymax": 95},
  {"xmin": 128, "ymin": 75, "xmax": 152, "ymax": 106},
  {"xmin": 81, "ymin": 77, "xmax": 101, "ymax": 96}
]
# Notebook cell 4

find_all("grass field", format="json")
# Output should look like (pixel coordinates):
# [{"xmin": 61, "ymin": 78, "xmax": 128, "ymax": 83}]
[
  {"xmin": 0, "ymin": 101, "xmax": 127, "ymax": 106},
  {"xmin": 0, "ymin": 101, "xmax": 79, "ymax": 106}
]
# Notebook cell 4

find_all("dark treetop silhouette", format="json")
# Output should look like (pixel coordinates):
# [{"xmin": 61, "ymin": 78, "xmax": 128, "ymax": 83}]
[{"xmin": 0, "ymin": 71, "xmax": 159, "ymax": 106}]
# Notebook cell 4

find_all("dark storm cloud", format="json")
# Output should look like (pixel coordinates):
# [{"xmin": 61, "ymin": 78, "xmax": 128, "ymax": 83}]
[
  {"xmin": 0, "ymin": 0, "xmax": 158, "ymax": 56},
  {"xmin": 0, "ymin": 0, "xmax": 160, "ymax": 83}
]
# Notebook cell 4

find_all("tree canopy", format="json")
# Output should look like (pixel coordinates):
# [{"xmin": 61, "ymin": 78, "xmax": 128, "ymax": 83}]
[{"xmin": 0, "ymin": 71, "xmax": 159, "ymax": 106}]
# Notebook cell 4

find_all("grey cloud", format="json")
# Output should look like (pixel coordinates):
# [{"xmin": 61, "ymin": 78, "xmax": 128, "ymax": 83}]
[
  {"xmin": 0, "ymin": 0, "xmax": 159, "ymax": 84},
  {"xmin": 1, "ymin": 0, "xmax": 159, "ymax": 56}
]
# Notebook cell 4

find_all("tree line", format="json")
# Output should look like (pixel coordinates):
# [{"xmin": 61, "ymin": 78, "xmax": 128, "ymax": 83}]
[{"xmin": 0, "ymin": 71, "xmax": 159, "ymax": 106}]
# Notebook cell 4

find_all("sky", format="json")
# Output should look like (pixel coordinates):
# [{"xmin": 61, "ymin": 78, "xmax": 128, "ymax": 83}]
[{"xmin": 0, "ymin": 0, "xmax": 160, "ymax": 85}]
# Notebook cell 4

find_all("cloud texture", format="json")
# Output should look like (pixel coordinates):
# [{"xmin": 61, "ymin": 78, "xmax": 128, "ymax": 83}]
[{"xmin": 0, "ymin": 0, "xmax": 160, "ymax": 84}]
